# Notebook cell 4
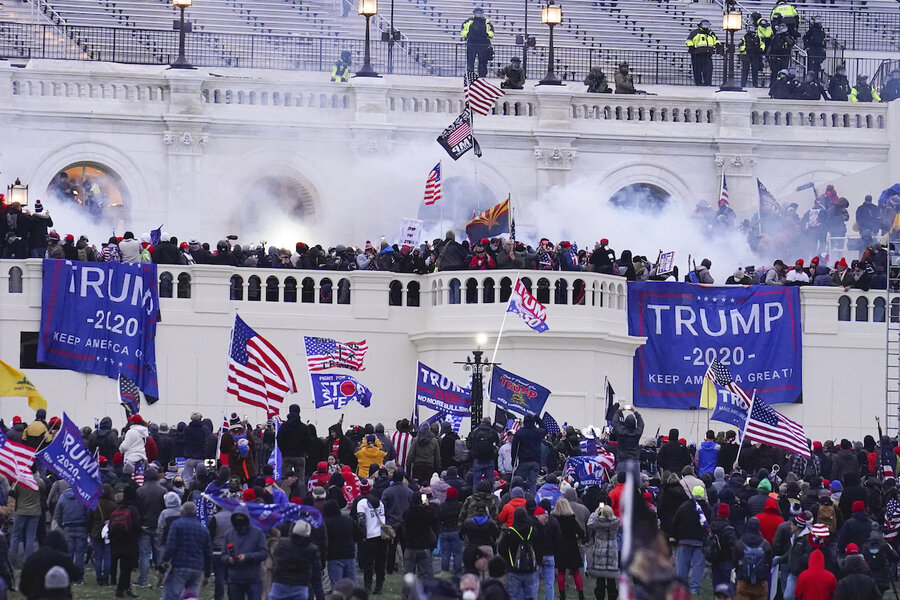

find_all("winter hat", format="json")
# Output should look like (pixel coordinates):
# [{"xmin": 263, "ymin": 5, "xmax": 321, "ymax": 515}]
[
  {"xmin": 717, "ymin": 503, "xmax": 730, "ymax": 519},
  {"xmin": 600, "ymin": 238, "xmax": 609, "ymax": 245},
  {"xmin": 44, "ymin": 566, "xmax": 70, "ymax": 590},
  {"xmin": 830, "ymin": 480, "xmax": 843, "ymax": 492},
  {"xmin": 533, "ymin": 506, "xmax": 547, "ymax": 516},
  {"xmin": 795, "ymin": 259, "xmax": 804, "ymax": 267},
  {"xmin": 241, "ymin": 489, "xmax": 256, "ymax": 502},
  {"xmin": 129, "ymin": 414, "xmax": 144, "ymax": 424},
  {"xmin": 159, "ymin": 422, "xmax": 169, "ymax": 433},
  {"xmin": 511, "ymin": 486, "xmax": 525, "ymax": 499},
  {"xmin": 312, "ymin": 486, "xmax": 327, "ymax": 499},
  {"xmin": 845, "ymin": 543, "xmax": 859, "ymax": 555},
  {"xmin": 190, "ymin": 412, "xmax": 202, "ymax": 421},
  {"xmin": 691, "ymin": 485, "xmax": 706, "ymax": 499},
  {"xmin": 812, "ymin": 441, "xmax": 822, "ymax": 451},
  {"xmin": 292, "ymin": 520, "xmax": 311, "ymax": 537},
  {"xmin": 811, "ymin": 256, "xmax": 820, "ymax": 266},
  {"xmin": 838, "ymin": 257, "xmax": 848, "ymax": 267},
  {"xmin": 446, "ymin": 487, "xmax": 458, "ymax": 499},
  {"xmin": 359, "ymin": 480, "xmax": 372, "ymax": 495},
  {"xmin": 852, "ymin": 500, "xmax": 866, "ymax": 513},
  {"xmin": 810, "ymin": 523, "xmax": 830, "ymax": 538},
  {"xmin": 113, "ymin": 452, "xmax": 124, "ymax": 466},
  {"xmin": 757, "ymin": 479, "xmax": 772, "ymax": 493},
  {"xmin": 265, "ymin": 477, "xmax": 275, "ymax": 486},
  {"xmin": 11, "ymin": 416, "xmax": 21, "ymax": 425},
  {"xmin": 792, "ymin": 512, "xmax": 807, "ymax": 528}
]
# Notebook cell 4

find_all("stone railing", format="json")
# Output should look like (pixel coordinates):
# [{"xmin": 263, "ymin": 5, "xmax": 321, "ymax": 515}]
[{"xmin": 750, "ymin": 99, "xmax": 888, "ymax": 129}]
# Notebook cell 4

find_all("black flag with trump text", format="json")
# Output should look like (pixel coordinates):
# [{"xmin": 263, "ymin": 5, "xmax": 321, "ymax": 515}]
[{"xmin": 437, "ymin": 108, "xmax": 477, "ymax": 160}]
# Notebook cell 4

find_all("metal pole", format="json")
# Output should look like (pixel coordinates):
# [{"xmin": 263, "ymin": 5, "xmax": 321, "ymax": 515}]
[
  {"xmin": 170, "ymin": 5, "xmax": 193, "ymax": 69},
  {"xmin": 471, "ymin": 350, "xmax": 484, "ymax": 432},
  {"xmin": 355, "ymin": 14, "xmax": 380, "ymax": 76},
  {"xmin": 523, "ymin": 0, "xmax": 528, "ymax": 79},
  {"xmin": 388, "ymin": 0, "xmax": 394, "ymax": 74}
]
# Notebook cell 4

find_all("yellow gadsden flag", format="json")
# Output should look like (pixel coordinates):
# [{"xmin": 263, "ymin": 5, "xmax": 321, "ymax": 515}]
[{"xmin": 0, "ymin": 360, "xmax": 47, "ymax": 410}]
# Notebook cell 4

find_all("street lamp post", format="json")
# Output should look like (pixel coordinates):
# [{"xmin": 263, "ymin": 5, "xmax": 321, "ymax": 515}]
[
  {"xmin": 5, "ymin": 178, "xmax": 28, "ymax": 206},
  {"xmin": 355, "ymin": 0, "xmax": 381, "ymax": 77},
  {"xmin": 538, "ymin": 0, "xmax": 563, "ymax": 85},
  {"xmin": 170, "ymin": 0, "xmax": 194, "ymax": 69},
  {"xmin": 720, "ymin": 0, "xmax": 743, "ymax": 91},
  {"xmin": 455, "ymin": 334, "xmax": 498, "ymax": 434}
]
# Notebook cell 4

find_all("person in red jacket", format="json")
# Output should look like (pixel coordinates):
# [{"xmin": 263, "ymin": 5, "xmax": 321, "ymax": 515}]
[
  {"xmin": 608, "ymin": 472, "xmax": 627, "ymax": 517},
  {"xmin": 794, "ymin": 549, "xmax": 837, "ymax": 600},
  {"xmin": 498, "ymin": 487, "xmax": 527, "ymax": 528},
  {"xmin": 754, "ymin": 497, "xmax": 784, "ymax": 545}
]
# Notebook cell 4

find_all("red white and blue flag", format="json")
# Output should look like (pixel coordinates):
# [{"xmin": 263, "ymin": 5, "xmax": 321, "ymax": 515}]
[
  {"xmin": 303, "ymin": 336, "xmax": 368, "ymax": 372},
  {"xmin": 423, "ymin": 162, "xmax": 442, "ymax": 206},
  {"xmin": 0, "ymin": 432, "xmax": 38, "ymax": 491},
  {"xmin": 118, "ymin": 373, "xmax": 141, "ymax": 418},
  {"xmin": 743, "ymin": 396, "xmax": 809, "ymax": 458},
  {"xmin": 227, "ymin": 315, "xmax": 297, "ymax": 418},
  {"xmin": 506, "ymin": 278, "xmax": 549, "ymax": 333}
]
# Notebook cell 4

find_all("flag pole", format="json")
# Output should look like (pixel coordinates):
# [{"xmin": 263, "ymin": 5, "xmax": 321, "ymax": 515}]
[
  {"xmin": 490, "ymin": 270, "xmax": 521, "ymax": 365},
  {"xmin": 734, "ymin": 389, "xmax": 757, "ymax": 469},
  {"xmin": 222, "ymin": 311, "xmax": 238, "ymax": 432}
]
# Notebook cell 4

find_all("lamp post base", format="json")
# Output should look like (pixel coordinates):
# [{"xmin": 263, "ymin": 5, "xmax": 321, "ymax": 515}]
[
  {"xmin": 538, "ymin": 72, "xmax": 563, "ymax": 86},
  {"xmin": 353, "ymin": 64, "xmax": 381, "ymax": 78},
  {"xmin": 169, "ymin": 57, "xmax": 195, "ymax": 70},
  {"xmin": 718, "ymin": 82, "xmax": 744, "ymax": 92}
]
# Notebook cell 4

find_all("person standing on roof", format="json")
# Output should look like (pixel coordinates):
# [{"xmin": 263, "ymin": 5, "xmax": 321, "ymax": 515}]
[
  {"xmin": 461, "ymin": 8, "xmax": 494, "ymax": 78},
  {"xmin": 771, "ymin": 0, "xmax": 799, "ymax": 37}
]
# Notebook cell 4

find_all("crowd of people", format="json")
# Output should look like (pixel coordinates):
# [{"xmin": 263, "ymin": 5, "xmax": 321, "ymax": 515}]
[{"xmin": 3, "ymin": 403, "xmax": 900, "ymax": 600}]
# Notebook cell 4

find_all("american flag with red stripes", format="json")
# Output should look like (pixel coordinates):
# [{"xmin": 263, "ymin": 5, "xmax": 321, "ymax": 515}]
[
  {"xmin": 303, "ymin": 336, "xmax": 368, "ymax": 372},
  {"xmin": 0, "ymin": 431, "xmax": 39, "ymax": 491},
  {"xmin": 743, "ymin": 396, "xmax": 810, "ymax": 458},
  {"xmin": 227, "ymin": 315, "xmax": 298, "ymax": 418},
  {"xmin": 719, "ymin": 174, "xmax": 729, "ymax": 205},
  {"xmin": 132, "ymin": 460, "xmax": 145, "ymax": 486},
  {"xmin": 447, "ymin": 110, "xmax": 472, "ymax": 147},
  {"xmin": 423, "ymin": 162, "xmax": 443, "ymax": 206},
  {"xmin": 706, "ymin": 360, "xmax": 751, "ymax": 404},
  {"xmin": 464, "ymin": 72, "xmax": 505, "ymax": 116},
  {"xmin": 391, "ymin": 430, "xmax": 413, "ymax": 469}
]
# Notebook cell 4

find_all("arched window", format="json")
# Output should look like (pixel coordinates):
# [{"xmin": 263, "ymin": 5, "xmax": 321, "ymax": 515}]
[
  {"xmin": 520, "ymin": 277, "xmax": 533, "ymax": 295},
  {"xmin": 609, "ymin": 183, "xmax": 671, "ymax": 211},
  {"xmin": 284, "ymin": 277, "xmax": 298, "ymax": 303},
  {"xmin": 536, "ymin": 278, "xmax": 551, "ymax": 304},
  {"xmin": 319, "ymin": 278, "xmax": 333, "ymax": 304},
  {"xmin": 449, "ymin": 278, "xmax": 461, "ymax": 305},
  {"xmin": 301, "ymin": 277, "xmax": 315, "ymax": 303},
  {"xmin": 389, "ymin": 280, "xmax": 403, "ymax": 306},
  {"xmin": 248, "ymin": 275, "xmax": 262, "ymax": 302},
  {"xmin": 46, "ymin": 162, "xmax": 130, "ymax": 225},
  {"xmin": 265, "ymin": 276, "xmax": 280, "ymax": 302},
  {"xmin": 855, "ymin": 296, "xmax": 869, "ymax": 322},
  {"xmin": 892, "ymin": 298, "xmax": 900, "ymax": 323},
  {"xmin": 230, "ymin": 275, "xmax": 243, "ymax": 301},
  {"xmin": 159, "ymin": 272, "xmax": 173, "ymax": 298},
  {"xmin": 7, "ymin": 266, "xmax": 22, "ymax": 294},
  {"xmin": 483, "ymin": 278, "xmax": 495, "ymax": 304},
  {"xmin": 407, "ymin": 281, "xmax": 420, "ymax": 307},
  {"xmin": 337, "ymin": 278, "xmax": 351, "ymax": 305},
  {"xmin": 555, "ymin": 278, "xmax": 568, "ymax": 305},
  {"xmin": 466, "ymin": 278, "xmax": 479, "ymax": 304},
  {"xmin": 500, "ymin": 277, "xmax": 512, "ymax": 302},
  {"xmin": 177, "ymin": 272, "xmax": 191, "ymax": 299},
  {"xmin": 837, "ymin": 295, "xmax": 851, "ymax": 321},
  {"xmin": 874, "ymin": 297, "xmax": 886, "ymax": 323},
  {"xmin": 573, "ymin": 279, "xmax": 585, "ymax": 305}
]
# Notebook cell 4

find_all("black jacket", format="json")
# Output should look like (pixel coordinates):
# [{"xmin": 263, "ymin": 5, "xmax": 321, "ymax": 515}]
[
  {"xmin": 278, "ymin": 414, "xmax": 311, "ymax": 458},
  {"xmin": 324, "ymin": 507, "xmax": 357, "ymax": 560},
  {"xmin": 438, "ymin": 498, "xmax": 462, "ymax": 533},
  {"xmin": 837, "ymin": 511, "xmax": 874, "ymax": 551},
  {"xmin": 402, "ymin": 503, "xmax": 438, "ymax": 550},
  {"xmin": 182, "ymin": 420, "xmax": 207, "ymax": 460},
  {"xmin": 657, "ymin": 440, "xmax": 692, "ymax": 474},
  {"xmin": 672, "ymin": 498, "xmax": 711, "ymax": 543},
  {"xmin": 610, "ymin": 410, "xmax": 644, "ymax": 462},
  {"xmin": 512, "ymin": 421, "xmax": 544, "ymax": 464},
  {"xmin": 271, "ymin": 535, "xmax": 320, "ymax": 586},
  {"xmin": 709, "ymin": 517, "xmax": 738, "ymax": 565},
  {"xmin": 20, "ymin": 536, "xmax": 82, "ymax": 599}
]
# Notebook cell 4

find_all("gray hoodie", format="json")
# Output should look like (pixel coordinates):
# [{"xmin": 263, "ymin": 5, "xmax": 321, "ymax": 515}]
[{"xmin": 157, "ymin": 491, "xmax": 183, "ymax": 540}]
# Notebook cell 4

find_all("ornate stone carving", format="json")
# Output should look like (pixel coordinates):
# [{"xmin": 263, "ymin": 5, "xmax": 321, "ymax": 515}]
[
  {"xmin": 714, "ymin": 154, "xmax": 756, "ymax": 175},
  {"xmin": 534, "ymin": 147, "xmax": 577, "ymax": 170},
  {"xmin": 163, "ymin": 131, "xmax": 208, "ymax": 155}
]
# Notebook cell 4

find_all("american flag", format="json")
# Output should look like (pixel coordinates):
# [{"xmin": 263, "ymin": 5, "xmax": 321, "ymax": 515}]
[
  {"xmin": 118, "ymin": 373, "xmax": 141, "ymax": 418},
  {"xmin": 391, "ymin": 430, "xmax": 413, "ymax": 469},
  {"xmin": 505, "ymin": 419, "xmax": 521, "ymax": 435},
  {"xmin": 719, "ymin": 175, "xmax": 729, "ymax": 205},
  {"xmin": 132, "ymin": 460, "xmax": 145, "ymax": 486},
  {"xmin": 706, "ymin": 360, "xmax": 751, "ymax": 404},
  {"xmin": 423, "ymin": 162, "xmax": 443, "ymax": 206},
  {"xmin": 743, "ymin": 396, "xmax": 810, "ymax": 458},
  {"xmin": 303, "ymin": 336, "xmax": 368, "ymax": 372},
  {"xmin": 542, "ymin": 412, "xmax": 561, "ymax": 436},
  {"xmin": 447, "ymin": 109, "xmax": 472, "ymax": 147},
  {"xmin": 464, "ymin": 72, "xmax": 505, "ymax": 116},
  {"xmin": 227, "ymin": 315, "xmax": 298, "ymax": 418},
  {"xmin": 0, "ymin": 432, "xmax": 39, "ymax": 491}
]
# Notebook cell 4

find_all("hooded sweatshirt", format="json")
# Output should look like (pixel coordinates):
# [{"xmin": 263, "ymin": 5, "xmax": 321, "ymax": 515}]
[
  {"xmin": 794, "ymin": 549, "xmax": 837, "ymax": 600},
  {"xmin": 697, "ymin": 440, "xmax": 720, "ymax": 476},
  {"xmin": 157, "ymin": 491, "xmax": 182, "ymax": 541},
  {"xmin": 754, "ymin": 497, "xmax": 784, "ymax": 545},
  {"xmin": 712, "ymin": 467, "xmax": 727, "ymax": 494},
  {"xmin": 119, "ymin": 424, "xmax": 148, "ymax": 464},
  {"xmin": 223, "ymin": 506, "xmax": 268, "ymax": 583},
  {"xmin": 406, "ymin": 428, "xmax": 441, "ymax": 475}
]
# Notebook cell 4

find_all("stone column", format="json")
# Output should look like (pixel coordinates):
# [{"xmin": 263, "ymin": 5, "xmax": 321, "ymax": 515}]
[{"xmin": 714, "ymin": 91, "xmax": 758, "ymax": 218}]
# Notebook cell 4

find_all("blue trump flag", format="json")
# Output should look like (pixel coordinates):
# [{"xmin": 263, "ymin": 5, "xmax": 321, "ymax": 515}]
[
  {"xmin": 202, "ymin": 494, "xmax": 323, "ymax": 532},
  {"xmin": 711, "ymin": 391, "xmax": 750, "ymax": 441},
  {"xmin": 268, "ymin": 418, "xmax": 282, "ymax": 479},
  {"xmin": 627, "ymin": 282, "xmax": 802, "ymax": 409},
  {"xmin": 489, "ymin": 366, "xmax": 551, "ymax": 417},
  {"xmin": 38, "ymin": 259, "xmax": 160, "ymax": 399},
  {"xmin": 36, "ymin": 413, "xmax": 102, "ymax": 509},
  {"xmin": 310, "ymin": 373, "xmax": 372, "ymax": 409},
  {"xmin": 415, "ymin": 362, "xmax": 471, "ymax": 417}
]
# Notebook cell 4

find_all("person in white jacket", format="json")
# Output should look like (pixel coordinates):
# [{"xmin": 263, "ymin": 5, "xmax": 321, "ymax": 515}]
[{"xmin": 119, "ymin": 414, "xmax": 148, "ymax": 466}]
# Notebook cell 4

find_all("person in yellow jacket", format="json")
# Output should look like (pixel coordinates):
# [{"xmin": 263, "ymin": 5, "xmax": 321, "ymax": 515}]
[
  {"xmin": 850, "ymin": 74, "xmax": 881, "ymax": 102},
  {"xmin": 24, "ymin": 408, "xmax": 52, "ymax": 449},
  {"xmin": 739, "ymin": 27, "xmax": 766, "ymax": 87},
  {"xmin": 686, "ymin": 19, "xmax": 719, "ymax": 86},
  {"xmin": 331, "ymin": 50, "xmax": 352, "ymax": 82},
  {"xmin": 771, "ymin": 0, "xmax": 799, "ymax": 36},
  {"xmin": 461, "ymin": 8, "xmax": 494, "ymax": 77},
  {"xmin": 354, "ymin": 433, "xmax": 387, "ymax": 477}
]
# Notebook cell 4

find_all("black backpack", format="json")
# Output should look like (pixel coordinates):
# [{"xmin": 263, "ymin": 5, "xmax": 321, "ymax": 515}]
[
  {"xmin": 509, "ymin": 527, "xmax": 536, "ymax": 572},
  {"xmin": 703, "ymin": 530, "xmax": 722, "ymax": 561},
  {"xmin": 473, "ymin": 430, "xmax": 495, "ymax": 461}
]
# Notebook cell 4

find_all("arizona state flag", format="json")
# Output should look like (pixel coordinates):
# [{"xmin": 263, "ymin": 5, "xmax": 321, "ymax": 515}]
[
  {"xmin": 466, "ymin": 197, "xmax": 510, "ymax": 239},
  {"xmin": 0, "ymin": 360, "xmax": 47, "ymax": 410}
]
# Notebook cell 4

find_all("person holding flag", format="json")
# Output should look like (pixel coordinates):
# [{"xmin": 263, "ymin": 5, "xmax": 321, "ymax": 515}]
[{"xmin": 609, "ymin": 404, "xmax": 644, "ymax": 471}]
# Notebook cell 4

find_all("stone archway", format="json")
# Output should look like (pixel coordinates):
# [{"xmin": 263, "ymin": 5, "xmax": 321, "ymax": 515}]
[
  {"xmin": 45, "ymin": 161, "xmax": 131, "ymax": 228},
  {"xmin": 609, "ymin": 183, "xmax": 672, "ymax": 211}
]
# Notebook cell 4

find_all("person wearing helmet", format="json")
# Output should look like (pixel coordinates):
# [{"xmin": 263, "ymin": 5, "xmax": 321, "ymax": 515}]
[
  {"xmin": 739, "ymin": 26, "xmax": 766, "ymax": 87},
  {"xmin": 615, "ymin": 61, "xmax": 638, "ymax": 94},
  {"xmin": 769, "ymin": 68, "xmax": 793, "ymax": 99},
  {"xmin": 213, "ymin": 241, "xmax": 238, "ymax": 267},
  {"xmin": 767, "ymin": 23, "xmax": 794, "ymax": 86},
  {"xmin": 685, "ymin": 19, "xmax": 719, "ymax": 86},
  {"xmin": 881, "ymin": 69, "xmax": 900, "ymax": 102},
  {"xmin": 828, "ymin": 64, "xmax": 851, "ymax": 101},
  {"xmin": 331, "ymin": 50, "xmax": 352, "ymax": 82},
  {"xmin": 803, "ymin": 16, "xmax": 827, "ymax": 75},
  {"xmin": 770, "ymin": 0, "xmax": 799, "ymax": 36},
  {"xmin": 850, "ymin": 74, "xmax": 881, "ymax": 102},
  {"xmin": 583, "ymin": 66, "xmax": 612, "ymax": 93},
  {"xmin": 498, "ymin": 56, "xmax": 525, "ymax": 89},
  {"xmin": 799, "ymin": 71, "xmax": 829, "ymax": 100},
  {"xmin": 461, "ymin": 8, "xmax": 494, "ymax": 77}
]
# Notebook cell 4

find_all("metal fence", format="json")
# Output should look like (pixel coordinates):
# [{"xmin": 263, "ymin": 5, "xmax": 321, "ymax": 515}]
[
  {"xmin": 0, "ymin": 20, "xmax": 894, "ymax": 86},
  {"xmin": 801, "ymin": 9, "xmax": 900, "ymax": 53}
]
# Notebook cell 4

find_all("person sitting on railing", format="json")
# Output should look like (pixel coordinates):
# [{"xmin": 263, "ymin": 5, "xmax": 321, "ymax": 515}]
[
  {"xmin": 802, "ymin": 16, "xmax": 827, "ymax": 76},
  {"xmin": 614, "ymin": 62, "xmax": 639, "ymax": 94},
  {"xmin": 584, "ymin": 67, "xmax": 612, "ymax": 94},
  {"xmin": 739, "ymin": 26, "xmax": 766, "ymax": 88},
  {"xmin": 827, "ymin": 65, "xmax": 851, "ymax": 101},
  {"xmin": 498, "ymin": 57, "xmax": 525, "ymax": 90},
  {"xmin": 850, "ymin": 74, "xmax": 881, "ymax": 102},
  {"xmin": 799, "ymin": 72, "xmax": 829, "ymax": 101},
  {"xmin": 330, "ymin": 50, "xmax": 352, "ymax": 83},
  {"xmin": 881, "ymin": 70, "xmax": 900, "ymax": 102}
]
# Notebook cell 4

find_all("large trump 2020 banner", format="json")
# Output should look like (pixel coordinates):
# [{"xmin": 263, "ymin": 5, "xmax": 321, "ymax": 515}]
[
  {"xmin": 38, "ymin": 259, "xmax": 160, "ymax": 399},
  {"xmin": 627, "ymin": 282, "xmax": 802, "ymax": 409}
]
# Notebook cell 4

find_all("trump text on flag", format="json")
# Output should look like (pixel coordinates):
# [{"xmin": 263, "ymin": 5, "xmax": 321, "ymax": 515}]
[{"xmin": 416, "ymin": 362, "xmax": 471, "ymax": 416}]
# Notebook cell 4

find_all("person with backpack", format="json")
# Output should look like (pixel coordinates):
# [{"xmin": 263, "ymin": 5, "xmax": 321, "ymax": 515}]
[
  {"xmin": 862, "ymin": 526, "xmax": 899, "ymax": 595},
  {"xmin": 468, "ymin": 417, "xmax": 500, "ymax": 485},
  {"xmin": 439, "ymin": 421, "xmax": 462, "ymax": 471},
  {"xmin": 223, "ymin": 505, "xmax": 268, "ymax": 600},
  {"xmin": 87, "ymin": 484, "xmax": 117, "ymax": 586},
  {"xmin": 733, "ymin": 517, "xmax": 773, "ymax": 600},
  {"xmin": 672, "ymin": 485, "xmax": 711, "ymax": 596},
  {"xmin": 498, "ymin": 507, "xmax": 538, "ymax": 600},
  {"xmin": 706, "ymin": 503, "xmax": 738, "ymax": 588},
  {"xmin": 814, "ymin": 495, "xmax": 842, "ymax": 537},
  {"xmin": 108, "ymin": 485, "xmax": 142, "ymax": 598}
]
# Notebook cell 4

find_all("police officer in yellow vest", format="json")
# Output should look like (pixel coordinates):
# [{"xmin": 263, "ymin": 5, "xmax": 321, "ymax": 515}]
[
  {"xmin": 850, "ymin": 74, "xmax": 881, "ymax": 102},
  {"xmin": 739, "ymin": 27, "xmax": 765, "ymax": 88},
  {"xmin": 686, "ymin": 19, "xmax": 719, "ymax": 86},
  {"xmin": 461, "ymin": 8, "xmax": 494, "ymax": 77},
  {"xmin": 771, "ymin": 0, "xmax": 799, "ymax": 36},
  {"xmin": 330, "ymin": 50, "xmax": 352, "ymax": 82}
]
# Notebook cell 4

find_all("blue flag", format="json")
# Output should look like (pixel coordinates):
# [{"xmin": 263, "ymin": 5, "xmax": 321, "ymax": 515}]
[
  {"xmin": 268, "ymin": 418, "xmax": 282, "ymax": 479},
  {"xmin": 198, "ymin": 480, "xmax": 227, "ymax": 526},
  {"xmin": 310, "ymin": 373, "xmax": 372, "ymax": 409},
  {"xmin": 415, "ymin": 362, "xmax": 471, "ymax": 417},
  {"xmin": 202, "ymin": 494, "xmax": 323, "ymax": 532},
  {"xmin": 38, "ymin": 259, "xmax": 160, "ymax": 399},
  {"xmin": 36, "ymin": 413, "xmax": 102, "ymax": 509},
  {"xmin": 489, "ymin": 366, "xmax": 551, "ymax": 417},
  {"xmin": 565, "ymin": 454, "xmax": 614, "ymax": 487},
  {"xmin": 711, "ymin": 390, "xmax": 750, "ymax": 440},
  {"xmin": 542, "ymin": 412, "xmax": 561, "ymax": 436},
  {"xmin": 150, "ymin": 226, "xmax": 163, "ymax": 247}
]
